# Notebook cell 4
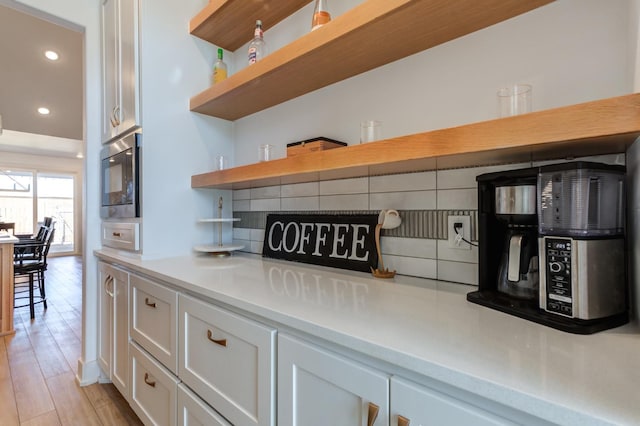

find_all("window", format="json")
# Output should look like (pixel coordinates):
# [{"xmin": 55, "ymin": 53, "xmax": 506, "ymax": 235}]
[{"xmin": 0, "ymin": 168, "xmax": 77, "ymax": 254}]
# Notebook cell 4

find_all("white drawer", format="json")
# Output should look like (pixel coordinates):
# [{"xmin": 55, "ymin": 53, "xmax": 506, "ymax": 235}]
[
  {"xmin": 130, "ymin": 274, "xmax": 178, "ymax": 374},
  {"xmin": 179, "ymin": 294, "xmax": 276, "ymax": 426},
  {"xmin": 102, "ymin": 221, "xmax": 140, "ymax": 251},
  {"xmin": 177, "ymin": 384, "xmax": 231, "ymax": 426},
  {"xmin": 130, "ymin": 342, "xmax": 178, "ymax": 426}
]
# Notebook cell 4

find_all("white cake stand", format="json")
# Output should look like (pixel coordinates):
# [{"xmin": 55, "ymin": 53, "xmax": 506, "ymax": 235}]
[{"xmin": 194, "ymin": 198, "xmax": 244, "ymax": 257}]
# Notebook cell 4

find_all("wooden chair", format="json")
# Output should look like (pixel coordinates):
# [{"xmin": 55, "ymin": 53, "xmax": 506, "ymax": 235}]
[{"xmin": 14, "ymin": 227, "xmax": 55, "ymax": 319}]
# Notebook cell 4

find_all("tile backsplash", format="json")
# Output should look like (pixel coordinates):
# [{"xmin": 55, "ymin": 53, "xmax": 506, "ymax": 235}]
[{"xmin": 233, "ymin": 153, "xmax": 625, "ymax": 286}]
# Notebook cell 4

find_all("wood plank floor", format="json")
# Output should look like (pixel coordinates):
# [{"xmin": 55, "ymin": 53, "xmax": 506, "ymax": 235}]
[{"xmin": 1, "ymin": 256, "xmax": 142, "ymax": 426}]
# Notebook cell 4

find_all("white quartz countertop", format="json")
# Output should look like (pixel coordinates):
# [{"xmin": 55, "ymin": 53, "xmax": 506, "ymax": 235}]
[
  {"xmin": 0, "ymin": 235, "xmax": 18, "ymax": 244},
  {"xmin": 95, "ymin": 250, "xmax": 640, "ymax": 425}
]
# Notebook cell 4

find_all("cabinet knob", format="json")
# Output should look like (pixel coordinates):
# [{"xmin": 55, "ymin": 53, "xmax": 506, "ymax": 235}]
[
  {"xmin": 144, "ymin": 298, "xmax": 156, "ymax": 308},
  {"xmin": 143, "ymin": 372, "xmax": 156, "ymax": 387},
  {"xmin": 397, "ymin": 414, "xmax": 410, "ymax": 426},
  {"xmin": 206, "ymin": 329, "xmax": 227, "ymax": 347},
  {"xmin": 112, "ymin": 232, "xmax": 121, "ymax": 237},
  {"xmin": 367, "ymin": 402, "xmax": 379, "ymax": 426}
]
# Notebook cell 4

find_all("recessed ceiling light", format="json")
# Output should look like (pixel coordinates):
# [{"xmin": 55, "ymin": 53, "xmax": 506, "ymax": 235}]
[
  {"xmin": 76, "ymin": 152, "xmax": 84, "ymax": 159},
  {"xmin": 38, "ymin": 107, "xmax": 50, "ymax": 115},
  {"xmin": 45, "ymin": 50, "xmax": 59, "ymax": 61}
]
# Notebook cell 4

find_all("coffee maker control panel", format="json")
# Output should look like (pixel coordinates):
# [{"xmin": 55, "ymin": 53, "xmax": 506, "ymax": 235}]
[{"xmin": 544, "ymin": 238, "xmax": 573, "ymax": 317}]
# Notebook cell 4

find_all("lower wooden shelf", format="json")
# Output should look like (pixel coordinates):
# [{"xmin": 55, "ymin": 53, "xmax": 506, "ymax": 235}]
[{"xmin": 191, "ymin": 93, "xmax": 640, "ymax": 190}]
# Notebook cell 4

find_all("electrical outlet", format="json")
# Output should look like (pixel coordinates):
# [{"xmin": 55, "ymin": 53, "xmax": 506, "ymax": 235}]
[{"xmin": 447, "ymin": 215, "xmax": 471, "ymax": 250}]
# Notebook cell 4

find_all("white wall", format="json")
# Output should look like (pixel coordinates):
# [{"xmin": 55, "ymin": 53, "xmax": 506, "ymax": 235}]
[
  {"xmin": 15, "ymin": 0, "xmax": 101, "ymax": 385},
  {"xmin": 138, "ymin": 0, "xmax": 234, "ymax": 259},
  {"xmin": 233, "ymin": 0, "xmax": 633, "ymax": 165}
]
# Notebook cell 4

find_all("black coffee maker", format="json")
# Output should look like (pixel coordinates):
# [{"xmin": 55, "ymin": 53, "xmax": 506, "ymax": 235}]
[
  {"xmin": 468, "ymin": 167, "xmax": 541, "ymax": 319},
  {"xmin": 467, "ymin": 165, "xmax": 628, "ymax": 334}
]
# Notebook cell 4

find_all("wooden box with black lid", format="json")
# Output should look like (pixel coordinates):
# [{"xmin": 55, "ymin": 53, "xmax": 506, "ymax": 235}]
[{"xmin": 286, "ymin": 137, "xmax": 347, "ymax": 157}]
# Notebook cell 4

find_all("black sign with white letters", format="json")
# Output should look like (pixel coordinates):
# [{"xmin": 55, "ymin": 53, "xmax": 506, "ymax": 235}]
[{"xmin": 262, "ymin": 214, "xmax": 378, "ymax": 272}]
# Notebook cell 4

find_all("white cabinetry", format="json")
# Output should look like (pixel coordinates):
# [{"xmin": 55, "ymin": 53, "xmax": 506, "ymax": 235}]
[
  {"xmin": 98, "ymin": 261, "xmax": 130, "ymax": 399},
  {"xmin": 130, "ymin": 341, "xmax": 179, "ymax": 426},
  {"xmin": 179, "ymin": 294, "xmax": 276, "ymax": 426},
  {"xmin": 177, "ymin": 384, "xmax": 231, "ymax": 426},
  {"xmin": 130, "ymin": 273, "xmax": 178, "ymax": 374},
  {"xmin": 278, "ymin": 334, "xmax": 389, "ymax": 426},
  {"xmin": 390, "ymin": 376, "xmax": 512, "ymax": 426},
  {"xmin": 101, "ymin": 0, "xmax": 140, "ymax": 143}
]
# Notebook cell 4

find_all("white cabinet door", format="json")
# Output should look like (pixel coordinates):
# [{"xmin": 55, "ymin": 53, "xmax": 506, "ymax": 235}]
[
  {"xmin": 391, "ymin": 376, "xmax": 512, "ymax": 426},
  {"xmin": 98, "ymin": 262, "xmax": 130, "ymax": 399},
  {"xmin": 98, "ymin": 262, "xmax": 113, "ymax": 375},
  {"xmin": 112, "ymin": 267, "xmax": 130, "ymax": 398},
  {"xmin": 101, "ymin": 0, "xmax": 140, "ymax": 143},
  {"xmin": 177, "ymin": 384, "xmax": 231, "ymax": 426},
  {"xmin": 278, "ymin": 334, "xmax": 389, "ymax": 426},
  {"xmin": 179, "ymin": 294, "xmax": 276, "ymax": 426}
]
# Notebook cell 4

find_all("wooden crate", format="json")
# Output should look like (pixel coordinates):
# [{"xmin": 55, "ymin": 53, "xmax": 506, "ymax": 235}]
[{"xmin": 286, "ymin": 137, "xmax": 347, "ymax": 157}]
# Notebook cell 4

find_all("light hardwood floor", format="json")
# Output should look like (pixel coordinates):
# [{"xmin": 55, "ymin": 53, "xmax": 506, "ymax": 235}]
[{"xmin": 0, "ymin": 256, "xmax": 142, "ymax": 426}]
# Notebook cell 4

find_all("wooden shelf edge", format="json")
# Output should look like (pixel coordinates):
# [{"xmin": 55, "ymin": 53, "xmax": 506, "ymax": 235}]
[
  {"xmin": 190, "ymin": 0, "xmax": 555, "ymax": 121},
  {"xmin": 189, "ymin": 0, "xmax": 313, "ymax": 51},
  {"xmin": 191, "ymin": 94, "xmax": 640, "ymax": 189}
]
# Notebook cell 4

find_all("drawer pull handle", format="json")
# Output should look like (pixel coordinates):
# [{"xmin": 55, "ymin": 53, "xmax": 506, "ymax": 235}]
[
  {"xmin": 144, "ymin": 373, "xmax": 156, "ymax": 387},
  {"xmin": 112, "ymin": 232, "xmax": 121, "ymax": 237},
  {"xmin": 398, "ymin": 415, "xmax": 410, "ymax": 426},
  {"xmin": 144, "ymin": 298, "xmax": 156, "ymax": 308},
  {"xmin": 367, "ymin": 402, "xmax": 379, "ymax": 426},
  {"xmin": 207, "ymin": 329, "xmax": 227, "ymax": 347}
]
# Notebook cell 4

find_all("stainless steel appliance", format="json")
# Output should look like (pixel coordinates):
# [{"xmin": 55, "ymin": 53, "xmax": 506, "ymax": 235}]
[
  {"xmin": 538, "ymin": 162, "xmax": 627, "ymax": 322},
  {"xmin": 468, "ymin": 162, "xmax": 628, "ymax": 334},
  {"xmin": 100, "ymin": 131, "xmax": 141, "ymax": 218}
]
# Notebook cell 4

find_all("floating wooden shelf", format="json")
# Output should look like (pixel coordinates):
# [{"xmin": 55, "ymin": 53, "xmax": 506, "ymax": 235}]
[
  {"xmin": 190, "ymin": 0, "xmax": 554, "ymax": 121},
  {"xmin": 189, "ymin": 0, "xmax": 312, "ymax": 51},
  {"xmin": 191, "ymin": 94, "xmax": 640, "ymax": 189}
]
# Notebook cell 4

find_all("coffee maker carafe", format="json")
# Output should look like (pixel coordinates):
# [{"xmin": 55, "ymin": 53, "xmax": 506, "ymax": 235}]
[{"xmin": 495, "ymin": 184, "xmax": 539, "ymax": 300}]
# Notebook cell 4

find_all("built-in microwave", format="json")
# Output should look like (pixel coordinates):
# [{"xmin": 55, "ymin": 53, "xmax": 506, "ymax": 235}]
[{"xmin": 100, "ymin": 131, "xmax": 141, "ymax": 218}]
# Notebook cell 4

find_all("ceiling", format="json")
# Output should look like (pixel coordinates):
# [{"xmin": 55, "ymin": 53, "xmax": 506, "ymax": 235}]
[{"xmin": 0, "ymin": 2, "xmax": 83, "ymax": 157}]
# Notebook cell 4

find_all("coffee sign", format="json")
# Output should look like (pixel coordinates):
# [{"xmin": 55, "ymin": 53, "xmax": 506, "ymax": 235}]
[{"xmin": 262, "ymin": 214, "xmax": 378, "ymax": 272}]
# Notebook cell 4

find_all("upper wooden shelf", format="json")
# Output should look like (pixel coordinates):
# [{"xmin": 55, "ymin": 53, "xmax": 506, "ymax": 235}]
[
  {"xmin": 189, "ymin": 0, "xmax": 312, "ymax": 51},
  {"xmin": 190, "ymin": 0, "xmax": 554, "ymax": 121},
  {"xmin": 191, "ymin": 94, "xmax": 640, "ymax": 189}
]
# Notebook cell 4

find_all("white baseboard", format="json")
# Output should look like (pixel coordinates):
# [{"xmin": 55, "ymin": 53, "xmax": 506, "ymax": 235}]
[{"xmin": 76, "ymin": 357, "xmax": 104, "ymax": 386}]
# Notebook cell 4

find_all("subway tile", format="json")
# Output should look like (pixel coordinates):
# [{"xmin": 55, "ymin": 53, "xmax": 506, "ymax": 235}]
[
  {"xmin": 437, "ymin": 188, "xmax": 477, "ymax": 210},
  {"xmin": 233, "ymin": 200, "xmax": 251, "ymax": 211},
  {"xmin": 384, "ymin": 255, "xmax": 437, "ymax": 280},
  {"xmin": 233, "ymin": 189, "xmax": 251, "ymax": 200},
  {"xmin": 281, "ymin": 196, "xmax": 320, "ymax": 211},
  {"xmin": 233, "ymin": 228, "xmax": 251, "ymax": 240},
  {"xmin": 437, "ymin": 240, "xmax": 478, "ymax": 263},
  {"xmin": 319, "ymin": 177, "xmax": 369, "ymax": 195},
  {"xmin": 281, "ymin": 182, "xmax": 320, "ymax": 197},
  {"xmin": 437, "ymin": 260, "xmax": 478, "ymax": 285},
  {"xmin": 381, "ymin": 236, "xmax": 437, "ymax": 259},
  {"xmin": 251, "ymin": 198, "xmax": 281, "ymax": 211},
  {"xmin": 250, "ymin": 228, "xmax": 265, "ymax": 242},
  {"xmin": 370, "ymin": 191, "xmax": 436, "ymax": 211},
  {"xmin": 250, "ymin": 240, "xmax": 264, "ymax": 254},
  {"xmin": 370, "ymin": 171, "xmax": 436, "ymax": 193},
  {"xmin": 251, "ymin": 185, "xmax": 281, "ymax": 199},
  {"xmin": 437, "ymin": 163, "xmax": 531, "ymax": 190},
  {"xmin": 319, "ymin": 194, "xmax": 369, "ymax": 210}
]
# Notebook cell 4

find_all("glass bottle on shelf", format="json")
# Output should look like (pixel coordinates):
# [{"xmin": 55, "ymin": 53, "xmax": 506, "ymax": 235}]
[
  {"xmin": 248, "ymin": 20, "xmax": 266, "ymax": 65},
  {"xmin": 212, "ymin": 48, "xmax": 227, "ymax": 84},
  {"xmin": 311, "ymin": 0, "xmax": 331, "ymax": 31}
]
